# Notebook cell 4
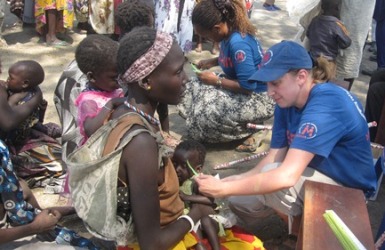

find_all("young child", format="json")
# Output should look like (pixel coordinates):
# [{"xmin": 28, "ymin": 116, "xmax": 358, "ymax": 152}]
[
  {"xmin": 172, "ymin": 140, "xmax": 222, "ymax": 250},
  {"xmin": 4, "ymin": 60, "xmax": 61, "ymax": 145},
  {"xmin": 306, "ymin": 0, "xmax": 351, "ymax": 79},
  {"xmin": 74, "ymin": 34, "xmax": 125, "ymax": 145},
  {"xmin": 2, "ymin": 60, "xmax": 65, "ymax": 185}
]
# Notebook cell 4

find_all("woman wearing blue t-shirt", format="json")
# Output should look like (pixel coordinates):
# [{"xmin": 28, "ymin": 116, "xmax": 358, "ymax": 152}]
[
  {"xmin": 195, "ymin": 41, "xmax": 377, "ymax": 233},
  {"xmin": 178, "ymin": 0, "xmax": 275, "ymax": 151}
]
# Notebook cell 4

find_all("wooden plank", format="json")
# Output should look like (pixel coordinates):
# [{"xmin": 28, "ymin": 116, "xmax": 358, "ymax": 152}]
[{"xmin": 299, "ymin": 180, "xmax": 375, "ymax": 250}]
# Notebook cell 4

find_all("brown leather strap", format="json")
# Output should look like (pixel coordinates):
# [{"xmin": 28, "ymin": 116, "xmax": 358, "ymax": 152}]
[{"xmin": 102, "ymin": 115, "xmax": 145, "ymax": 156}]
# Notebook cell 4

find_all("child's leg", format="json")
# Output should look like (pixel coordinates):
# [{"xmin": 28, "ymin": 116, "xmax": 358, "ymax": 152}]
[
  {"xmin": 211, "ymin": 42, "xmax": 220, "ymax": 55},
  {"xmin": 201, "ymin": 216, "xmax": 220, "ymax": 250},
  {"xmin": 196, "ymin": 35, "xmax": 203, "ymax": 53}
]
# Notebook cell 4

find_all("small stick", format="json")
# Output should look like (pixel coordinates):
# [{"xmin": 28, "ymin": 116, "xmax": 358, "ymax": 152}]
[
  {"xmin": 186, "ymin": 160, "xmax": 199, "ymax": 176},
  {"xmin": 247, "ymin": 123, "xmax": 273, "ymax": 130},
  {"xmin": 214, "ymin": 151, "xmax": 269, "ymax": 170}
]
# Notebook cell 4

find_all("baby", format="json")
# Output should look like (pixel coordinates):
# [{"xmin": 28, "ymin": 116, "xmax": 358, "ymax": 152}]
[
  {"xmin": 172, "ymin": 140, "xmax": 222, "ymax": 250},
  {"xmin": 3, "ymin": 60, "xmax": 60, "ymax": 145},
  {"xmin": 74, "ymin": 34, "xmax": 125, "ymax": 145}
]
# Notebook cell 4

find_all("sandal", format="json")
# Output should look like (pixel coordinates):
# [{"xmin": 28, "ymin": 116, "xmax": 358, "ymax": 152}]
[
  {"xmin": 46, "ymin": 39, "xmax": 69, "ymax": 47},
  {"xmin": 235, "ymin": 137, "xmax": 256, "ymax": 152}
]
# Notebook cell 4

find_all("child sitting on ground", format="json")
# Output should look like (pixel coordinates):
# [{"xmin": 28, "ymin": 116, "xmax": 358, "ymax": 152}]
[
  {"xmin": 2, "ymin": 60, "xmax": 65, "ymax": 185},
  {"xmin": 74, "ymin": 34, "xmax": 125, "ymax": 146},
  {"xmin": 173, "ymin": 140, "xmax": 231, "ymax": 250},
  {"xmin": 306, "ymin": 0, "xmax": 351, "ymax": 80},
  {"xmin": 4, "ymin": 60, "xmax": 61, "ymax": 145}
]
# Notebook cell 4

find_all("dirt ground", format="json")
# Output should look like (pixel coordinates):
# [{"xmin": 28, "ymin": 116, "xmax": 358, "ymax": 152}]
[{"xmin": 1, "ymin": 0, "xmax": 384, "ymax": 249}]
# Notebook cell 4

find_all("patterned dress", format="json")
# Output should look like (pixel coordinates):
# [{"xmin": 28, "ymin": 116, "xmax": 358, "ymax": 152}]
[{"xmin": 154, "ymin": 0, "xmax": 195, "ymax": 52}]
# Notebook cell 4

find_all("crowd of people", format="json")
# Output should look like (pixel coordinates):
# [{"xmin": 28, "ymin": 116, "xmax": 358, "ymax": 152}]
[{"xmin": 0, "ymin": 0, "xmax": 384, "ymax": 249}]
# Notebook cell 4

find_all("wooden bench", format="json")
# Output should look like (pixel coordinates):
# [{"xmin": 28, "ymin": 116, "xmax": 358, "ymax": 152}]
[{"xmin": 296, "ymin": 180, "xmax": 375, "ymax": 250}]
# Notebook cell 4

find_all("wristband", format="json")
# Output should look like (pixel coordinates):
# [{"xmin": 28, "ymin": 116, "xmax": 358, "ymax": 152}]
[
  {"xmin": 103, "ymin": 105, "xmax": 112, "ymax": 111},
  {"xmin": 216, "ymin": 77, "xmax": 223, "ymax": 88},
  {"xmin": 178, "ymin": 215, "xmax": 194, "ymax": 232}
]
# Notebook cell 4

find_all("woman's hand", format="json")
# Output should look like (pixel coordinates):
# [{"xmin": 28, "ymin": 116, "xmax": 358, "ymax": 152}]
[
  {"xmin": 30, "ymin": 209, "xmax": 61, "ymax": 233},
  {"xmin": 194, "ymin": 174, "xmax": 227, "ymax": 198},
  {"xmin": 197, "ymin": 58, "xmax": 218, "ymax": 70},
  {"xmin": 196, "ymin": 71, "xmax": 218, "ymax": 86}
]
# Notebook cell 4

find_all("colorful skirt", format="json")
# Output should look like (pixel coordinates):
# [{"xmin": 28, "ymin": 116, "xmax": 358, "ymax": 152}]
[
  {"xmin": 121, "ymin": 226, "xmax": 265, "ymax": 250},
  {"xmin": 35, "ymin": 0, "xmax": 74, "ymax": 34}
]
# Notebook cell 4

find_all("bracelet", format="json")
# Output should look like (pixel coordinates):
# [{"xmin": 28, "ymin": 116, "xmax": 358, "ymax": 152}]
[
  {"xmin": 178, "ymin": 215, "xmax": 194, "ymax": 232},
  {"xmin": 103, "ymin": 105, "xmax": 112, "ymax": 111},
  {"xmin": 216, "ymin": 76, "xmax": 223, "ymax": 88}
]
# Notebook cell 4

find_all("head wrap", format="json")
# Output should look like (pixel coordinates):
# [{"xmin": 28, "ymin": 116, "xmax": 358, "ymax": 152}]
[{"xmin": 118, "ymin": 31, "xmax": 173, "ymax": 85}]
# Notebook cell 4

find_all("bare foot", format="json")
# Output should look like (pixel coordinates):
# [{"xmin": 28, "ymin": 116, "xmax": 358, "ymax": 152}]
[
  {"xmin": 195, "ymin": 43, "xmax": 203, "ymax": 53},
  {"xmin": 211, "ymin": 42, "xmax": 220, "ymax": 55}
]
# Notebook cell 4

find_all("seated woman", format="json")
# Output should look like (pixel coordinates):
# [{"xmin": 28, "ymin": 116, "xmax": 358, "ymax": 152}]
[
  {"xmin": 178, "ymin": 0, "xmax": 275, "ymax": 152},
  {"xmin": 195, "ymin": 41, "xmax": 377, "ymax": 235},
  {"xmin": 67, "ymin": 27, "xmax": 265, "ymax": 249}
]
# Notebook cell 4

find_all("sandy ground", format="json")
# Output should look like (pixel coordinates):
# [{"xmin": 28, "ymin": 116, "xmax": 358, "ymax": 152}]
[{"xmin": 0, "ymin": 0, "xmax": 384, "ymax": 249}]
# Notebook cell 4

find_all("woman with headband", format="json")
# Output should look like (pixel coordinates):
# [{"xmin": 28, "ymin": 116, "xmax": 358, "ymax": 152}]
[
  {"xmin": 68, "ymin": 27, "xmax": 264, "ymax": 249},
  {"xmin": 178, "ymin": 0, "xmax": 275, "ymax": 152}
]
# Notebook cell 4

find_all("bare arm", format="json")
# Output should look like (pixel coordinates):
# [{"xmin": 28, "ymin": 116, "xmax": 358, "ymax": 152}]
[
  {"xmin": 221, "ymin": 147, "xmax": 288, "ymax": 182},
  {"xmin": 196, "ymin": 148, "xmax": 314, "ymax": 198},
  {"xmin": 180, "ymin": 192, "xmax": 214, "ymax": 206},
  {"xmin": 8, "ymin": 92, "xmax": 29, "ymax": 107},
  {"xmin": 197, "ymin": 58, "xmax": 218, "ymax": 69},
  {"xmin": 83, "ymin": 97, "xmax": 125, "ymax": 137},
  {"xmin": 121, "ymin": 130, "xmax": 214, "ymax": 249},
  {"xmin": 0, "ymin": 85, "xmax": 42, "ymax": 131},
  {"xmin": 0, "ymin": 209, "xmax": 60, "ymax": 244}
]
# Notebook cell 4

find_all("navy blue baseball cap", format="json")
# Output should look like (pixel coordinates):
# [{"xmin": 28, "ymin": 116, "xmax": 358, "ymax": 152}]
[{"xmin": 249, "ymin": 41, "xmax": 313, "ymax": 83}]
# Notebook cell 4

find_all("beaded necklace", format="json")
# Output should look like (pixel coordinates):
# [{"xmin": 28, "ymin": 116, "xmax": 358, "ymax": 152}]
[{"xmin": 124, "ymin": 101, "xmax": 160, "ymax": 126}]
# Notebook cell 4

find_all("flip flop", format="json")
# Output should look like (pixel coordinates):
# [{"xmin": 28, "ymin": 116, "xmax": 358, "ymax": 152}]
[
  {"xmin": 46, "ymin": 39, "xmax": 69, "ymax": 47},
  {"xmin": 235, "ymin": 137, "xmax": 256, "ymax": 152}
]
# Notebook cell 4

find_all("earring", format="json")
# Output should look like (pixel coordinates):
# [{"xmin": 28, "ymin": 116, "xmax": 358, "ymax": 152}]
[{"xmin": 147, "ymin": 86, "xmax": 152, "ymax": 90}]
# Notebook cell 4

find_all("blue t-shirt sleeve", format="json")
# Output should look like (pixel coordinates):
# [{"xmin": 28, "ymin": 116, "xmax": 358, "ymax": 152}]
[
  {"xmin": 271, "ymin": 106, "xmax": 289, "ymax": 148},
  {"xmin": 230, "ymin": 40, "xmax": 260, "ymax": 91}
]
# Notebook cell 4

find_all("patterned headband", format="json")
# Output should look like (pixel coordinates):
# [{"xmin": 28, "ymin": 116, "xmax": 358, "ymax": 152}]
[{"xmin": 118, "ymin": 31, "xmax": 173, "ymax": 84}]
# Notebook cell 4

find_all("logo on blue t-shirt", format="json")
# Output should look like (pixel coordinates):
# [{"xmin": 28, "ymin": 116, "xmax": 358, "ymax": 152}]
[
  {"xmin": 297, "ymin": 123, "xmax": 317, "ymax": 139},
  {"xmin": 262, "ymin": 50, "xmax": 273, "ymax": 66},
  {"xmin": 234, "ymin": 50, "xmax": 246, "ymax": 63}
]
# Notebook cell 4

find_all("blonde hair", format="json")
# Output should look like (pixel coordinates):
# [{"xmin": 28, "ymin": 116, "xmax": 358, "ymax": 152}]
[{"xmin": 312, "ymin": 56, "xmax": 336, "ymax": 83}]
